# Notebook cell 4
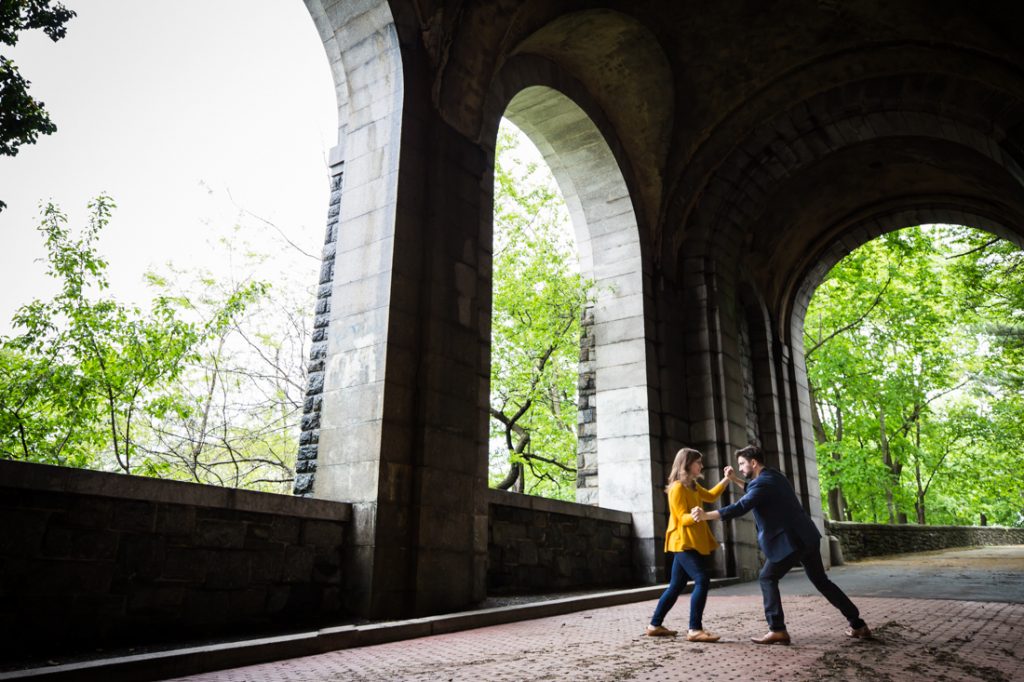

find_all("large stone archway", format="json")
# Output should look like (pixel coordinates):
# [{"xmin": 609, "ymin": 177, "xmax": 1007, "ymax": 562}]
[{"xmin": 301, "ymin": 0, "xmax": 1024, "ymax": 614}]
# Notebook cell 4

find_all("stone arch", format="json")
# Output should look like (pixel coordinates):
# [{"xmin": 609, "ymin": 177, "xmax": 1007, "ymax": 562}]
[
  {"xmin": 662, "ymin": 44, "xmax": 1024, "ymax": 276},
  {"xmin": 480, "ymin": 59, "xmax": 664, "ymax": 581},
  {"xmin": 296, "ymin": 0, "xmax": 405, "ymax": 492},
  {"xmin": 789, "ymin": 206, "xmax": 1024, "ymax": 356},
  {"xmin": 777, "ymin": 207, "xmax": 1024, "ymax": 531},
  {"xmin": 736, "ymin": 139, "xmax": 1024, "ymax": 522},
  {"xmin": 662, "ymin": 44, "xmax": 1024, "ymax": 574},
  {"xmin": 503, "ymin": 9, "xmax": 674, "ymax": 236},
  {"xmin": 297, "ymin": 0, "xmax": 426, "ymax": 616}
]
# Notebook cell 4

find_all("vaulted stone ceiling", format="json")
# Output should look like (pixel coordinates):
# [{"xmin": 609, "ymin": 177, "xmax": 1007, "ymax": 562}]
[{"xmin": 395, "ymin": 0, "xmax": 1024, "ymax": 325}]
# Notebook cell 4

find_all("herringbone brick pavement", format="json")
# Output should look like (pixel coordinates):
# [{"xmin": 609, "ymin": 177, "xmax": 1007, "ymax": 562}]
[{"xmin": 166, "ymin": 595, "xmax": 1024, "ymax": 681}]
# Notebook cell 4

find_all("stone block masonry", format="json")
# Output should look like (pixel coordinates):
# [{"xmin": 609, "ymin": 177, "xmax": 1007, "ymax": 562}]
[
  {"xmin": 576, "ymin": 305, "xmax": 598, "ymax": 505},
  {"xmin": 293, "ymin": 153, "xmax": 344, "ymax": 498},
  {"xmin": 486, "ymin": 489, "xmax": 633, "ymax": 593},
  {"xmin": 0, "ymin": 460, "xmax": 351, "ymax": 660},
  {"xmin": 828, "ymin": 520, "xmax": 1024, "ymax": 561}
]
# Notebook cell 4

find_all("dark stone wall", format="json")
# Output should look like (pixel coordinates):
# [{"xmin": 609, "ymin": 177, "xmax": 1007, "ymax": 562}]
[
  {"xmin": 828, "ymin": 521, "xmax": 1024, "ymax": 561},
  {"xmin": 0, "ymin": 460, "xmax": 350, "ymax": 659},
  {"xmin": 486, "ymin": 489, "xmax": 633, "ymax": 593}
]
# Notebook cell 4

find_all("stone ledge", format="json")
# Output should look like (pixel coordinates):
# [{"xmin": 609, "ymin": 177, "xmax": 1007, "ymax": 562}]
[
  {"xmin": 827, "ymin": 520, "xmax": 1022, "ymax": 532},
  {"xmin": 2, "ymin": 579, "xmax": 740, "ymax": 682},
  {"xmin": 484, "ymin": 488, "xmax": 631, "ymax": 524},
  {"xmin": 0, "ymin": 460, "xmax": 351, "ymax": 523},
  {"xmin": 826, "ymin": 520, "xmax": 1024, "ymax": 561}
]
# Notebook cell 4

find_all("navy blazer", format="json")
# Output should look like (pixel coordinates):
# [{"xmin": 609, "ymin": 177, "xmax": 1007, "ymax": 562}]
[{"xmin": 717, "ymin": 467, "xmax": 821, "ymax": 563}]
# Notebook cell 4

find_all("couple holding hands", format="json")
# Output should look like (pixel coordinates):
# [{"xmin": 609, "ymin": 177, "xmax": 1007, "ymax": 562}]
[{"xmin": 644, "ymin": 445, "xmax": 871, "ymax": 645}]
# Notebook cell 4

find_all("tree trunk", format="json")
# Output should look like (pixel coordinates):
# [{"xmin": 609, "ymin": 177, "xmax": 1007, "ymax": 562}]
[
  {"xmin": 810, "ymin": 383, "xmax": 846, "ymax": 521},
  {"xmin": 496, "ymin": 461, "xmax": 523, "ymax": 492},
  {"xmin": 879, "ymin": 406, "xmax": 902, "ymax": 524},
  {"xmin": 827, "ymin": 488, "xmax": 845, "ymax": 522},
  {"xmin": 914, "ymin": 441, "xmax": 926, "ymax": 524}
]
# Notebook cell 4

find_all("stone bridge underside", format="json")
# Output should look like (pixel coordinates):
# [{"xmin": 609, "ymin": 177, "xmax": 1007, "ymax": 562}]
[{"xmin": 298, "ymin": 0, "xmax": 1024, "ymax": 618}]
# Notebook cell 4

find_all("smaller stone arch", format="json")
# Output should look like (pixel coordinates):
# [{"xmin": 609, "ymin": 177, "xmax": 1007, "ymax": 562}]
[{"xmin": 480, "ymin": 68, "xmax": 663, "ymax": 581}]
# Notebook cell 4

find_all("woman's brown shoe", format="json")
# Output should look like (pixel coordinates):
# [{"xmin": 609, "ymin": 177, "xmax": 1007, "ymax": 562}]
[
  {"xmin": 686, "ymin": 629, "xmax": 721, "ymax": 642},
  {"xmin": 645, "ymin": 625, "xmax": 678, "ymax": 637},
  {"xmin": 750, "ymin": 630, "xmax": 791, "ymax": 645}
]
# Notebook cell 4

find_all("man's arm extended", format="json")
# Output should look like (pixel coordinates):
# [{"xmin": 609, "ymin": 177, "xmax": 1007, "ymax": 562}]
[
  {"xmin": 693, "ymin": 477, "xmax": 766, "ymax": 522},
  {"xmin": 692, "ymin": 507, "xmax": 720, "ymax": 522}
]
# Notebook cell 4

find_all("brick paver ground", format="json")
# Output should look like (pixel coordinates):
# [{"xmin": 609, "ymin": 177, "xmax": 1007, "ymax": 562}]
[{"xmin": 168, "ymin": 595, "xmax": 1024, "ymax": 681}]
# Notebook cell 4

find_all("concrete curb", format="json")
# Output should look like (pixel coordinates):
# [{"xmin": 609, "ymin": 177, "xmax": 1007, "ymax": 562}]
[{"xmin": 1, "ymin": 578, "xmax": 740, "ymax": 681}]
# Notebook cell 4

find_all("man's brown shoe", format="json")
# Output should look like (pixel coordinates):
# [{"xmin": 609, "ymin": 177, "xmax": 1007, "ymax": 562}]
[
  {"xmin": 750, "ymin": 630, "xmax": 791, "ymax": 645},
  {"xmin": 847, "ymin": 625, "xmax": 872, "ymax": 639}
]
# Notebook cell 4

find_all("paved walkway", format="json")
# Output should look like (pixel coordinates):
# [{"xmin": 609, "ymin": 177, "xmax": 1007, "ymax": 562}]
[
  {"xmin": 716, "ymin": 544, "xmax": 1024, "ymax": 602},
  {"xmin": 167, "ymin": 545, "xmax": 1024, "ymax": 682}
]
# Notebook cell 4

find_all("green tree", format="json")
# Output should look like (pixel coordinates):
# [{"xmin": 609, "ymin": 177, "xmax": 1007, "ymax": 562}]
[
  {"xmin": 489, "ymin": 122, "xmax": 592, "ymax": 500},
  {"xmin": 0, "ymin": 196, "xmax": 202, "ymax": 470},
  {"xmin": 1, "ymin": 196, "xmax": 311, "ymax": 492},
  {"xmin": 0, "ymin": 1, "xmax": 75, "ymax": 209},
  {"xmin": 941, "ymin": 226, "xmax": 1024, "ymax": 525},
  {"xmin": 798, "ymin": 225, "xmax": 999, "ymax": 522},
  {"xmin": 0, "ymin": 197, "xmax": 304, "ymax": 487}
]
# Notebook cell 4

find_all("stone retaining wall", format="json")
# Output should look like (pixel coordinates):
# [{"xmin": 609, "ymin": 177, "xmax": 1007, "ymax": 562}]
[
  {"xmin": 827, "ymin": 520, "xmax": 1024, "ymax": 561},
  {"xmin": 486, "ymin": 489, "xmax": 633, "ymax": 593},
  {"xmin": 0, "ymin": 460, "xmax": 351, "ymax": 658}
]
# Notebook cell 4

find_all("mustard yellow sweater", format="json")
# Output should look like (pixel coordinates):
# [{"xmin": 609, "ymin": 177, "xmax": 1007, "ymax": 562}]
[{"xmin": 663, "ymin": 478, "xmax": 729, "ymax": 554}]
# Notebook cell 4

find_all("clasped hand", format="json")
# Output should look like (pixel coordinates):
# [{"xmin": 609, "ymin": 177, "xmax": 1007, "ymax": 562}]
[{"xmin": 691, "ymin": 465, "xmax": 738, "ymax": 522}]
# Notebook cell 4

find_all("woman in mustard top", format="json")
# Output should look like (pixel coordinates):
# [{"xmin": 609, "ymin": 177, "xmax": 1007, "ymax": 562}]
[{"xmin": 645, "ymin": 447, "xmax": 739, "ymax": 641}]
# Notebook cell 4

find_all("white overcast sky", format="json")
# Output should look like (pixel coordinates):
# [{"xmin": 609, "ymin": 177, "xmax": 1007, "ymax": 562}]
[{"xmin": 0, "ymin": 1, "xmax": 338, "ymax": 334}]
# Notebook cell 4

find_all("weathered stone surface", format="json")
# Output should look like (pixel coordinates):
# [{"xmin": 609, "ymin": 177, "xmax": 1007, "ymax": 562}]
[
  {"xmin": 0, "ymin": 461, "xmax": 351, "ymax": 656},
  {"xmin": 486, "ymin": 492, "xmax": 634, "ymax": 594}
]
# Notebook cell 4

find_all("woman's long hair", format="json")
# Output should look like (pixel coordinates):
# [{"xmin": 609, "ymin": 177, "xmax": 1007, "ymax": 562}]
[{"xmin": 665, "ymin": 447, "xmax": 703, "ymax": 492}]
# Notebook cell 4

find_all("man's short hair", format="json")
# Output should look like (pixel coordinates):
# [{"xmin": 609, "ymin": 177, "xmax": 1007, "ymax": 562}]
[{"xmin": 736, "ymin": 444, "xmax": 766, "ymax": 465}]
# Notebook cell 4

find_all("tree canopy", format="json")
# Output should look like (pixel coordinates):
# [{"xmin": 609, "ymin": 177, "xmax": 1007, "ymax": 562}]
[
  {"xmin": 806, "ymin": 224, "xmax": 1024, "ymax": 527},
  {"xmin": 1, "ymin": 0, "xmax": 75, "ymax": 209},
  {"xmin": 489, "ymin": 121, "xmax": 592, "ymax": 501},
  {"xmin": 0, "ymin": 1, "xmax": 74, "ymax": 151},
  {"xmin": 0, "ymin": 196, "xmax": 310, "ymax": 492}
]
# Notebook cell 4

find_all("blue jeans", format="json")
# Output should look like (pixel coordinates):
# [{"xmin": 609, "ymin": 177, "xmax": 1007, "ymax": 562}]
[
  {"xmin": 759, "ymin": 542, "xmax": 866, "ymax": 632},
  {"xmin": 650, "ymin": 550, "xmax": 710, "ymax": 630}
]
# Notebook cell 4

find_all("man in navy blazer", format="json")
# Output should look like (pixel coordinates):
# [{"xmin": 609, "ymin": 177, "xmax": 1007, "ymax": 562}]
[{"xmin": 692, "ymin": 445, "xmax": 871, "ymax": 645}]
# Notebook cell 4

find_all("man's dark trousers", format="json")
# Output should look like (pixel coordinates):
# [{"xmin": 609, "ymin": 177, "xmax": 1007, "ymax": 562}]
[{"xmin": 759, "ymin": 542, "xmax": 866, "ymax": 632}]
